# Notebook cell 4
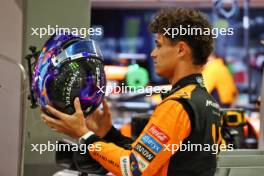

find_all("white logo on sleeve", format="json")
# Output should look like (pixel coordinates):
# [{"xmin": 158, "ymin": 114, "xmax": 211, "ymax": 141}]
[
  {"xmin": 120, "ymin": 156, "xmax": 132, "ymax": 176},
  {"xmin": 134, "ymin": 153, "xmax": 149, "ymax": 171}
]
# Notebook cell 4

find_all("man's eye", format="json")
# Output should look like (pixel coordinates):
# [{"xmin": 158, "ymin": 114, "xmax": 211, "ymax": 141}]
[{"xmin": 156, "ymin": 44, "xmax": 161, "ymax": 48}]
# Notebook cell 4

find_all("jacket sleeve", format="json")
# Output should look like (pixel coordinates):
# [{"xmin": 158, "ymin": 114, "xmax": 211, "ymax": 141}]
[
  {"xmin": 84, "ymin": 100, "xmax": 191, "ymax": 176},
  {"xmin": 103, "ymin": 126, "xmax": 134, "ymax": 149}
]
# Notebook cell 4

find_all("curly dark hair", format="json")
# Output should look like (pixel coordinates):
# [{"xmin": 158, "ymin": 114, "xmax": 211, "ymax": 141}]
[{"xmin": 149, "ymin": 8, "xmax": 214, "ymax": 65}]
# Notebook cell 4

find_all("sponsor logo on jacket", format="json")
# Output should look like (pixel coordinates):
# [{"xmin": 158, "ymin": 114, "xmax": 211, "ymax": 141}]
[
  {"xmin": 120, "ymin": 156, "xmax": 132, "ymax": 176},
  {"xmin": 130, "ymin": 154, "xmax": 142, "ymax": 175},
  {"xmin": 133, "ymin": 153, "xmax": 149, "ymax": 171},
  {"xmin": 141, "ymin": 134, "xmax": 163, "ymax": 153},
  {"xmin": 134, "ymin": 143, "xmax": 155, "ymax": 162},
  {"xmin": 148, "ymin": 124, "xmax": 170, "ymax": 143}
]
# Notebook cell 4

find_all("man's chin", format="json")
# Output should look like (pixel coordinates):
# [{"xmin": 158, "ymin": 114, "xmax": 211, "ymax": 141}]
[
  {"xmin": 155, "ymin": 70, "xmax": 169, "ymax": 80},
  {"xmin": 155, "ymin": 69, "xmax": 163, "ymax": 77}
]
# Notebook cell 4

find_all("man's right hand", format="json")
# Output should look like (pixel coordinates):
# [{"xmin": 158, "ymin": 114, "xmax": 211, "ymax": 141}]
[{"xmin": 85, "ymin": 99, "xmax": 112, "ymax": 138}]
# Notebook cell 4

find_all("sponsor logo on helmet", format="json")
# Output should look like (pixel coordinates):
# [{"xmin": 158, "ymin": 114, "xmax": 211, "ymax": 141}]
[
  {"xmin": 69, "ymin": 62, "xmax": 79, "ymax": 70},
  {"xmin": 96, "ymin": 67, "xmax": 100, "ymax": 88},
  {"xmin": 65, "ymin": 71, "xmax": 79, "ymax": 106}
]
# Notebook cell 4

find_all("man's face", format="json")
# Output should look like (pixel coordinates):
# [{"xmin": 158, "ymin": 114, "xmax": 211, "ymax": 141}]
[{"xmin": 151, "ymin": 34, "xmax": 179, "ymax": 79}]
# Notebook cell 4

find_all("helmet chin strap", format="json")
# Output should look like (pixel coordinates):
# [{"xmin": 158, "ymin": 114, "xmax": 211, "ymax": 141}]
[{"xmin": 25, "ymin": 46, "xmax": 41, "ymax": 108}]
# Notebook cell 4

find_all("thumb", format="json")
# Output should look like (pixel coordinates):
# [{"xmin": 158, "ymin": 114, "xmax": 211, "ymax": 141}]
[{"xmin": 74, "ymin": 97, "xmax": 83, "ymax": 114}]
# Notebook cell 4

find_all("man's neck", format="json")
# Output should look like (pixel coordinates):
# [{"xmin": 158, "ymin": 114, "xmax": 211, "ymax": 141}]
[{"xmin": 169, "ymin": 66, "xmax": 202, "ymax": 86}]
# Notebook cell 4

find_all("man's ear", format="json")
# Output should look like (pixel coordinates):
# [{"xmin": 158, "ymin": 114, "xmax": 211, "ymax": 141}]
[{"xmin": 175, "ymin": 41, "xmax": 190, "ymax": 57}]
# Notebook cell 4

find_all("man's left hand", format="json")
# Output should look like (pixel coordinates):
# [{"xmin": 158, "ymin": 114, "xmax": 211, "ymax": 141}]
[{"xmin": 42, "ymin": 97, "xmax": 89, "ymax": 139}]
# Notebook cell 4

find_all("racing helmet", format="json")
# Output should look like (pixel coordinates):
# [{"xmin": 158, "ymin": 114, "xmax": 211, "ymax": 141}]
[{"xmin": 32, "ymin": 33, "xmax": 106, "ymax": 116}]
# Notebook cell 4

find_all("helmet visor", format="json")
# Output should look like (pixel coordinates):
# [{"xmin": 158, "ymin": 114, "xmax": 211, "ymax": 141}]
[{"xmin": 52, "ymin": 40, "xmax": 103, "ymax": 67}]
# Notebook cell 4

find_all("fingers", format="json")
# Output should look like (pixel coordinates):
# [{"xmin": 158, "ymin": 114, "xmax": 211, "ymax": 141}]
[
  {"xmin": 42, "ymin": 115, "xmax": 67, "ymax": 134},
  {"xmin": 93, "ymin": 108, "xmax": 101, "ymax": 116},
  {"xmin": 102, "ymin": 99, "xmax": 110, "ymax": 115},
  {"xmin": 86, "ymin": 108, "xmax": 100, "ymax": 121},
  {"xmin": 74, "ymin": 97, "xmax": 83, "ymax": 114},
  {"xmin": 45, "ymin": 105, "xmax": 67, "ymax": 120},
  {"xmin": 42, "ymin": 113, "xmax": 63, "ymax": 128}
]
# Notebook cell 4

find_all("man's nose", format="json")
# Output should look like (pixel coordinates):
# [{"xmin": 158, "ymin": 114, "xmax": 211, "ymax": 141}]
[{"xmin": 150, "ymin": 49, "xmax": 157, "ymax": 60}]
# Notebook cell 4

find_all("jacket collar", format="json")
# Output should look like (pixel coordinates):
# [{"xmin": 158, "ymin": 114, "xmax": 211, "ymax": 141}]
[{"xmin": 161, "ymin": 74, "xmax": 205, "ymax": 100}]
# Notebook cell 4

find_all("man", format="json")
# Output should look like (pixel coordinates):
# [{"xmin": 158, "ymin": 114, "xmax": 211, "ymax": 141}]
[
  {"xmin": 202, "ymin": 54, "xmax": 238, "ymax": 107},
  {"xmin": 43, "ymin": 8, "xmax": 222, "ymax": 176}
]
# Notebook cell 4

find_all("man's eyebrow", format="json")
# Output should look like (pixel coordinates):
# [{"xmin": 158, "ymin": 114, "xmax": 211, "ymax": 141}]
[{"xmin": 155, "ymin": 39, "xmax": 160, "ymax": 44}]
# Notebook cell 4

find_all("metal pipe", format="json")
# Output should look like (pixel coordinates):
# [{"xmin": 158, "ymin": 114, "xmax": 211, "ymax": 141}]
[{"xmin": 0, "ymin": 54, "xmax": 27, "ymax": 176}]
